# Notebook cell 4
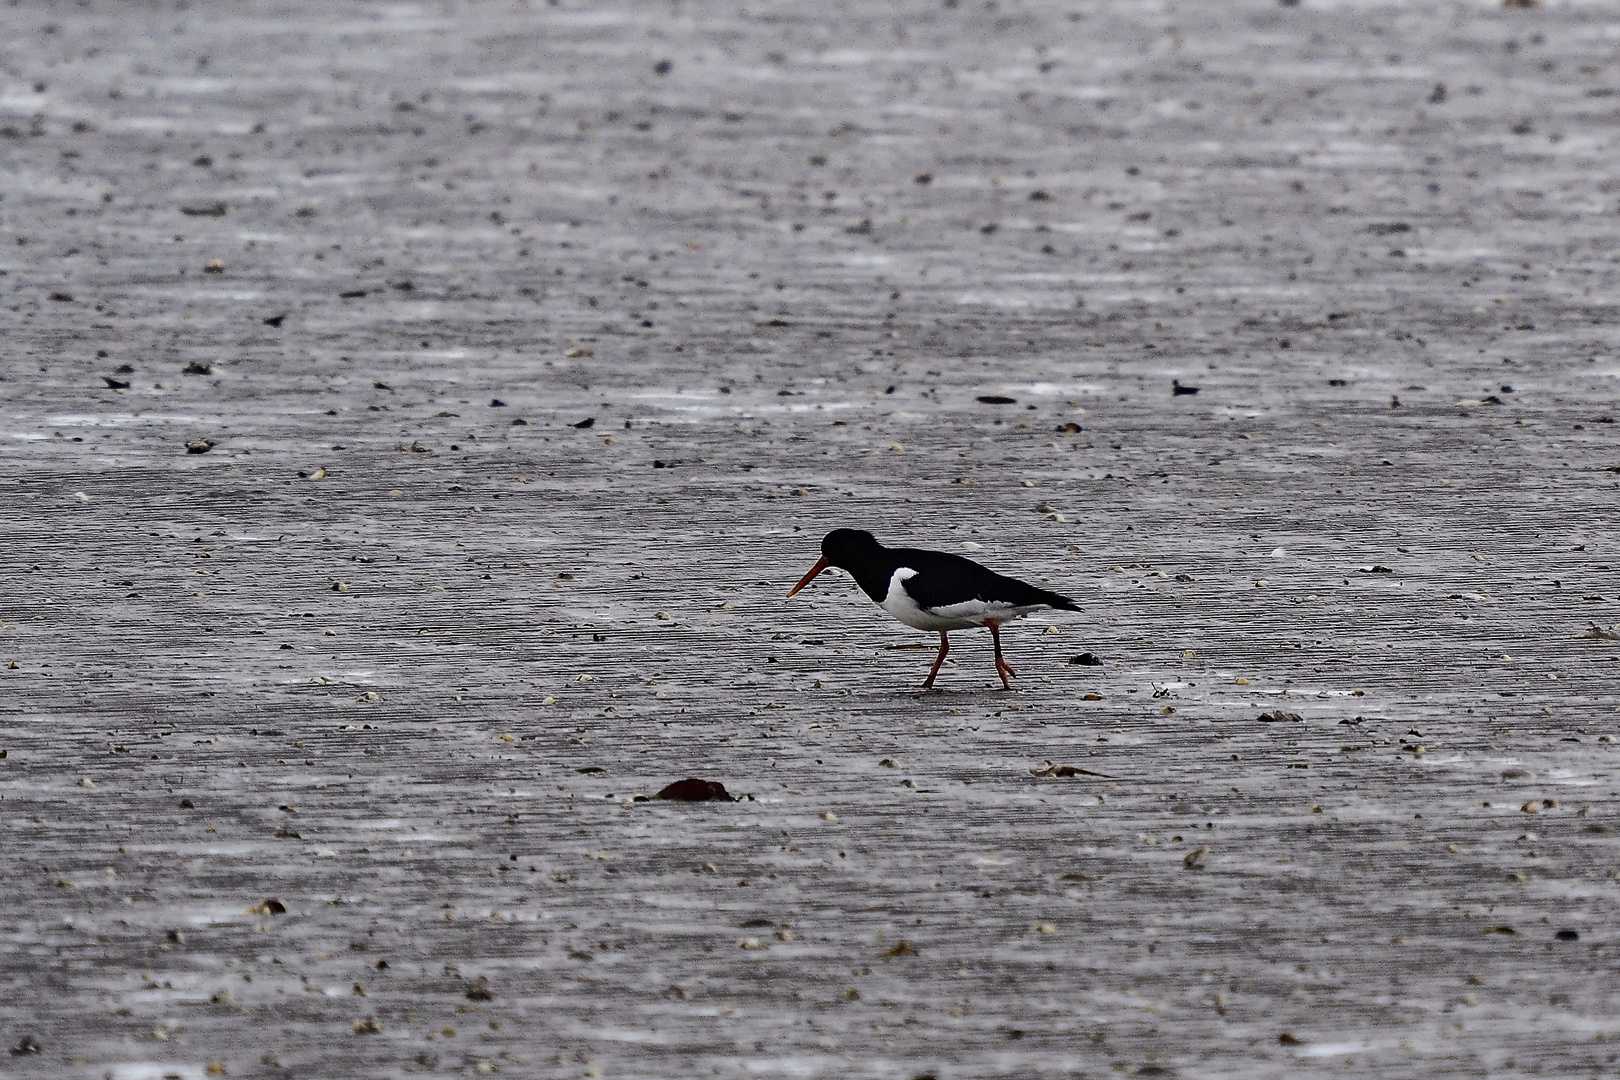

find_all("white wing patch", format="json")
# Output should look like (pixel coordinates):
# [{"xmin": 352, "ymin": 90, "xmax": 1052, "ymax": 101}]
[{"xmin": 879, "ymin": 567, "xmax": 1044, "ymax": 632}]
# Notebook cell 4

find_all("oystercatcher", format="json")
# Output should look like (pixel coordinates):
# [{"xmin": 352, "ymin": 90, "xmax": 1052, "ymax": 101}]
[{"xmin": 786, "ymin": 529, "xmax": 1079, "ymax": 690}]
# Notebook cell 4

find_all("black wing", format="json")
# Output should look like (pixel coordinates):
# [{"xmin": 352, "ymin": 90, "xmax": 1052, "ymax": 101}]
[{"xmin": 893, "ymin": 548, "xmax": 1079, "ymax": 611}]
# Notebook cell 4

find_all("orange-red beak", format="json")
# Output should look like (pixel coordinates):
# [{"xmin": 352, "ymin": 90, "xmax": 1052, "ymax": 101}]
[{"xmin": 786, "ymin": 556, "xmax": 830, "ymax": 598}]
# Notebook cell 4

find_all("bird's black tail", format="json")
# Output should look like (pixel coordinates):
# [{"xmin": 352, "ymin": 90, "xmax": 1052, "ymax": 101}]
[{"xmin": 1042, "ymin": 590, "xmax": 1081, "ymax": 612}]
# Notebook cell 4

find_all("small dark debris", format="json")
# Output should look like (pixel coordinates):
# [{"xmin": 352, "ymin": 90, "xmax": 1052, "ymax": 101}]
[
  {"xmin": 1069, "ymin": 653, "xmax": 1103, "ymax": 666},
  {"xmin": 49, "ymin": 291, "xmax": 74, "ymax": 303},
  {"xmin": 180, "ymin": 202, "xmax": 228, "ymax": 217},
  {"xmin": 1028, "ymin": 189, "xmax": 1053, "ymax": 201},
  {"xmin": 183, "ymin": 361, "xmax": 213, "ymax": 376},
  {"xmin": 511, "ymin": 417, "xmax": 527, "ymax": 426},
  {"xmin": 977, "ymin": 395, "xmax": 1017, "ymax": 405},
  {"xmin": 1328, "ymin": 378, "xmax": 1348, "ymax": 387},
  {"xmin": 465, "ymin": 977, "xmax": 494, "ymax": 1001},
  {"xmin": 263, "ymin": 313, "xmax": 286, "ymax": 327},
  {"xmin": 1056, "ymin": 422, "xmax": 1083, "ymax": 434},
  {"xmin": 1357, "ymin": 565, "xmax": 1394, "ymax": 574},
  {"xmin": 979, "ymin": 223, "xmax": 999, "ymax": 234},
  {"xmin": 652, "ymin": 460, "xmax": 669, "ymax": 468},
  {"xmin": 655, "ymin": 778, "xmax": 734, "ymax": 802},
  {"xmin": 1367, "ymin": 222, "xmax": 1411, "ymax": 236},
  {"xmin": 1429, "ymin": 83, "xmax": 1447, "ymax": 104},
  {"xmin": 10, "ymin": 1035, "xmax": 41, "ymax": 1056},
  {"xmin": 653, "ymin": 59, "xmax": 673, "ymax": 75},
  {"xmin": 185, "ymin": 439, "xmax": 215, "ymax": 455},
  {"xmin": 1258, "ymin": 711, "xmax": 1304, "ymax": 722},
  {"xmin": 490, "ymin": 398, "xmax": 507, "ymax": 407},
  {"xmin": 115, "ymin": 363, "xmax": 135, "ymax": 374},
  {"xmin": 179, "ymin": 798, "xmax": 195, "ymax": 809},
  {"xmin": 338, "ymin": 289, "xmax": 368, "ymax": 299},
  {"xmin": 572, "ymin": 417, "xmax": 596, "ymax": 429},
  {"xmin": 373, "ymin": 381, "xmax": 392, "ymax": 391},
  {"xmin": 1278, "ymin": 1032, "xmax": 1303, "ymax": 1046},
  {"xmin": 102, "ymin": 376, "xmax": 130, "ymax": 389},
  {"xmin": 1172, "ymin": 379, "xmax": 1199, "ymax": 396},
  {"xmin": 914, "ymin": 171, "xmax": 934, "ymax": 184},
  {"xmin": 1555, "ymin": 929, "xmax": 1581, "ymax": 941}
]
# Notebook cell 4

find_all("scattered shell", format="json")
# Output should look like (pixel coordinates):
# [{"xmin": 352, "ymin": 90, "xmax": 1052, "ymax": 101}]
[
  {"xmin": 246, "ymin": 899, "xmax": 288, "ymax": 916},
  {"xmin": 1030, "ymin": 761, "xmax": 1114, "ymax": 779},
  {"xmin": 654, "ymin": 778, "xmax": 734, "ymax": 802}
]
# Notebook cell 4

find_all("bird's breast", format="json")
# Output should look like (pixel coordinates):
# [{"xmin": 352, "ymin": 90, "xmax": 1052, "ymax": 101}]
[{"xmin": 879, "ymin": 567, "xmax": 988, "ymax": 631}]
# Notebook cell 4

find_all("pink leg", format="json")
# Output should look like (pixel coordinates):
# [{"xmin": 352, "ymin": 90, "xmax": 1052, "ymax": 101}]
[
  {"xmin": 921, "ymin": 631, "xmax": 950, "ymax": 689},
  {"xmin": 987, "ymin": 619, "xmax": 1016, "ymax": 689}
]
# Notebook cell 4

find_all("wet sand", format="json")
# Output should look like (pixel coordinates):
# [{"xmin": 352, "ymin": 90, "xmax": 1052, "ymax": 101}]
[{"xmin": 2, "ymin": 1, "xmax": 1619, "ymax": 1077}]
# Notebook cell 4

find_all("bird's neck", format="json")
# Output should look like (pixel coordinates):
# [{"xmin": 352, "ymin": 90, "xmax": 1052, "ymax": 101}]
[{"xmin": 835, "ymin": 547, "xmax": 901, "ymax": 602}]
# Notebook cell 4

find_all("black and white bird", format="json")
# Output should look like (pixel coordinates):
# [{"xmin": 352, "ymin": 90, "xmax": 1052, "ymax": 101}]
[{"xmin": 786, "ymin": 528, "xmax": 1080, "ymax": 690}]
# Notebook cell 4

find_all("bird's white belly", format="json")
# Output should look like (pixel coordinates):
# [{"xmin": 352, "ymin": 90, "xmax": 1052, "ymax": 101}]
[{"xmin": 879, "ymin": 568, "xmax": 1039, "ymax": 632}]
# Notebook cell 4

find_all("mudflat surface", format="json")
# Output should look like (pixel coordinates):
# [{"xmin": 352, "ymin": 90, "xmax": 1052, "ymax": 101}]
[{"xmin": 3, "ymin": 1, "xmax": 1620, "ymax": 1077}]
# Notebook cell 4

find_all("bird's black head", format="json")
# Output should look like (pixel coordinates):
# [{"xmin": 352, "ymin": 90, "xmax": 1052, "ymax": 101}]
[
  {"xmin": 787, "ymin": 529, "xmax": 888, "ymax": 599},
  {"xmin": 820, "ymin": 528, "xmax": 882, "ymax": 569}
]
